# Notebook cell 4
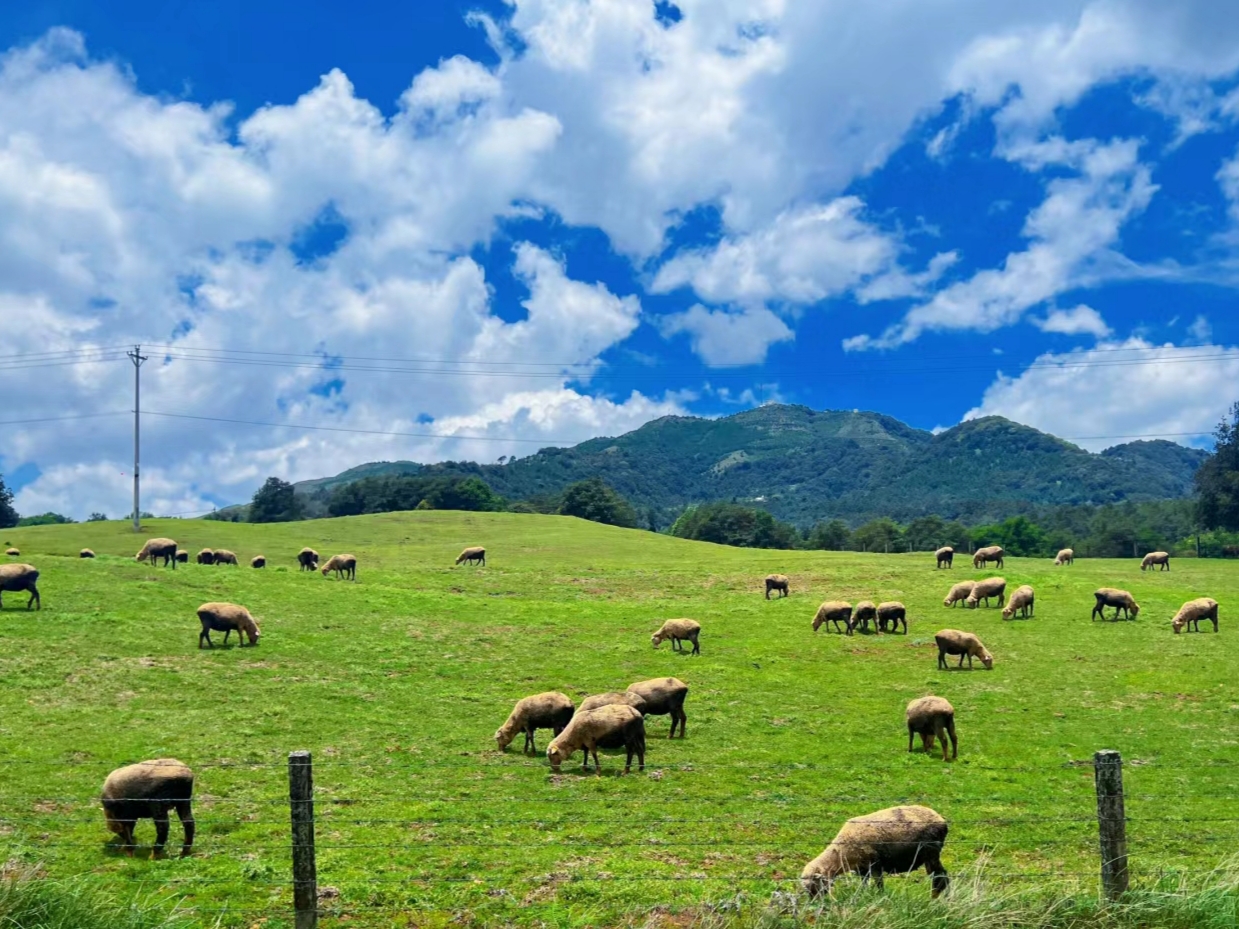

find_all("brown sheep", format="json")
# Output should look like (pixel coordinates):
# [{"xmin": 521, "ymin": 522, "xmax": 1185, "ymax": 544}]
[
  {"xmin": 455, "ymin": 546, "xmax": 486, "ymax": 567},
  {"xmin": 1141, "ymin": 551, "xmax": 1171, "ymax": 572},
  {"xmin": 579, "ymin": 692, "xmax": 648, "ymax": 714},
  {"xmin": 251, "ymin": 556, "xmax": 266, "ymax": 569},
  {"xmin": 906, "ymin": 696, "xmax": 957, "ymax": 761},
  {"xmin": 297, "ymin": 548, "xmax": 318, "ymax": 571},
  {"xmin": 877, "ymin": 601, "xmax": 907, "ymax": 634},
  {"xmin": 765, "ymin": 573, "xmax": 790, "ymax": 599},
  {"xmin": 801, "ymin": 805, "xmax": 949, "ymax": 899},
  {"xmin": 812, "ymin": 601, "xmax": 853, "ymax": 634},
  {"xmin": 972, "ymin": 545, "xmax": 1004, "ymax": 569},
  {"xmin": 0, "ymin": 564, "xmax": 40, "ymax": 610},
  {"xmin": 197, "ymin": 602, "xmax": 260, "ymax": 648},
  {"xmin": 965, "ymin": 577, "xmax": 1006, "ymax": 609},
  {"xmin": 651, "ymin": 618, "xmax": 700, "ymax": 654},
  {"xmin": 101, "ymin": 759, "xmax": 195, "ymax": 857},
  {"xmin": 1001, "ymin": 585, "xmax": 1035, "ymax": 620},
  {"xmin": 4, "ymin": 548, "xmax": 18, "ymax": 557},
  {"xmin": 935, "ymin": 547, "xmax": 954, "ymax": 569},
  {"xmin": 174, "ymin": 550, "xmax": 188, "ymax": 563},
  {"xmin": 80, "ymin": 549, "xmax": 95, "ymax": 559},
  {"xmin": 547, "ymin": 704, "xmax": 646, "ymax": 775},
  {"xmin": 212, "ymin": 549, "xmax": 238, "ymax": 566},
  {"xmin": 853, "ymin": 600, "xmax": 878, "ymax": 633},
  {"xmin": 627, "ymin": 677, "xmax": 689, "ymax": 738},
  {"xmin": 321, "ymin": 554, "xmax": 357, "ymax": 580},
  {"xmin": 1092, "ymin": 588, "xmax": 1140, "ymax": 622},
  {"xmin": 135, "ymin": 538, "xmax": 178, "ymax": 569},
  {"xmin": 935, "ymin": 629, "xmax": 994, "ymax": 670},
  {"xmin": 1172, "ymin": 598, "xmax": 1219, "ymax": 634},
  {"xmin": 943, "ymin": 581, "xmax": 975, "ymax": 608},
  {"xmin": 1054, "ymin": 548, "xmax": 1074, "ymax": 566},
  {"xmin": 495, "ymin": 692, "xmax": 575, "ymax": 753},
  {"xmin": 196, "ymin": 549, "xmax": 215, "ymax": 565}
]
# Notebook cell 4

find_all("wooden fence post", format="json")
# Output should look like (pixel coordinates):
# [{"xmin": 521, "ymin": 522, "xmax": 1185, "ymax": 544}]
[
  {"xmin": 289, "ymin": 750, "xmax": 318, "ymax": 929},
  {"xmin": 1094, "ymin": 749, "xmax": 1129, "ymax": 900}
]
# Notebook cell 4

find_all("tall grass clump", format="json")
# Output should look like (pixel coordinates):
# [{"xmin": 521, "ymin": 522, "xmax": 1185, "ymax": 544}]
[{"xmin": 0, "ymin": 869, "xmax": 203, "ymax": 929}]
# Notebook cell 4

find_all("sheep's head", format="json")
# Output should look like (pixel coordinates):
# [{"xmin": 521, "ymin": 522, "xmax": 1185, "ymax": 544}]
[
  {"xmin": 321, "ymin": 565, "xmax": 330, "ymax": 576},
  {"xmin": 1001, "ymin": 605, "xmax": 1015, "ymax": 619},
  {"xmin": 495, "ymin": 727, "xmax": 513, "ymax": 752},
  {"xmin": 134, "ymin": 551, "xmax": 146, "ymax": 562},
  {"xmin": 546, "ymin": 741, "xmax": 566, "ymax": 771},
  {"xmin": 1130, "ymin": 603, "xmax": 1141, "ymax": 618},
  {"xmin": 651, "ymin": 632, "xmax": 664, "ymax": 648},
  {"xmin": 979, "ymin": 650, "xmax": 994, "ymax": 670},
  {"xmin": 103, "ymin": 807, "xmax": 124, "ymax": 835},
  {"xmin": 1172, "ymin": 617, "xmax": 1185, "ymax": 634},
  {"xmin": 943, "ymin": 597, "xmax": 954, "ymax": 607},
  {"xmin": 965, "ymin": 597, "xmax": 979, "ymax": 609},
  {"xmin": 245, "ymin": 622, "xmax": 261, "ymax": 645}
]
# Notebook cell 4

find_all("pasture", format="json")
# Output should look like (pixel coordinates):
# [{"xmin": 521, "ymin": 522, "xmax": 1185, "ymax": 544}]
[{"xmin": 0, "ymin": 512, "xmax": 1236, "ymax": 928}]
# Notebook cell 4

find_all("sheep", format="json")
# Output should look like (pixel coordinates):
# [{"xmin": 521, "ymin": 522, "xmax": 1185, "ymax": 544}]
[
  {"xmin": 651, "ymin": 618, "xmax": 701, "ymax": 655},
  {"xmin": 196, "ymin": 549, "xmax": 215, "ymax": 565},
  {"xmin": 0, "ymin": 564, "xmax": 40, "ymax": 611},
  {"xmin": 101, "ymin": 759, "xmax": 195, "ymax": 858},
  {"xmin": 765, "ymin": 573, "xmax": 790, "ymax": 599},
  {"xmin": 877, "ymin": 601, "xmax": 907, "ymax": 634},
  {"xmin": 456, "ymin": 546, "xmax": 486, "ymax": 567},
  {"xmin": 251, "ymin": 556, "xmax": 266, "ymax": 569},
  {"xmin": 853, "ymin": 600, "xmax": 878, "ymax": 633},
  {"xmin": 1092, "ymin": 588, "xmax": 1140, "ymax": 622},
  {"xmin": 135, "ymin": 538, "xmax": 178, "ymax": 569},
  {"xmin": 80, "ymin": 549, "xmax": 95, "ymax": 559},
  {"xmin": 965, "ymin": 577, "xmax": 1007, "ymax": 609},
  {"xmin": 297, "ymin": 548, "xmax": 318, "ymax": 571},
  {"xmin": 175, "ymin": 550, "xmax": 189, "ymax": 564},
  {"xmin": 212, "ymin": 549, "xmax": 238, "ymax": 566},
  {"xmin": 495, "ymin": 692, "xmax": 575, "ymax": 753},
  {"xmin": 935, "ymin": 547, "xmax": 954, "ymax": 569},
  {"xmin": 813, "ymin": 601, "xmax": 854, "ymax": 634},
  {"xmin": 627, "ymin": 677, "xmax": 689, "ymax": 738},
  {"xmin": 906, "ymin": 696, "xmax": 957, "ymax": 761},
  {"xmin": 935, "ymin": 629, "xmax": 994, "ymax": 670},
  {"xmin": 1001, "ymin": 585, "xmax": 1035, "ymax": 620},
  {"xmin": 579, "ymin": 692, "xmax": 648, "ymax": 714},
  {"xmin": 801, "ymin": 805, "xmax": 949, "ymax": 899},
  {"xmin": 1054, "ymin": 548, "xmax": 1075, "ymax": 566},
  {"xmin": 943, "ymin": 581, "xmax": 975, "ymax": 609},
  {"xmin": 4, "ymin": 548, "xmax": 18, "ymax": 557},
  {"xmin": 197, "ymin": 602, "xmax": 260, "ymax": 648},
  {"xmin": 1141, "ymin": 551, "xmax": 1171, "ymax": 572},
  {"xmin": 546, "ymin": 705, "xmax": 646, "ymax": 776},
  {"xmin": 1172, "ymin": 597, "xmax": 1219, "ymax": 634},
  {"xmin": 321, "ymin": 553, "xmax": 357, "ymax": 580},
  {"xmin": 972, "ymin": 545, "xmax": 1004, "ymax": 569}
]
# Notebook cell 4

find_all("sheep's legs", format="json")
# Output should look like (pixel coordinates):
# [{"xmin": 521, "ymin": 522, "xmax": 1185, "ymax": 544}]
[
  {"xmin": 946, "ymin": 720, "xmax": 958, "ymax": 760},
  {"xmin": 691, "ymin": 636, "xmax": 700, "ymax": 655},
  {"xmin": 175, "ymin": 801, "xmax": 195, "ymax": 857},
  {"xmin": 153, "ymin": 808, "xmax": 171, "ymax": 858},
  {"xmin": 908, "ymin": 727, "xmax": 915, "ymax": 753}
]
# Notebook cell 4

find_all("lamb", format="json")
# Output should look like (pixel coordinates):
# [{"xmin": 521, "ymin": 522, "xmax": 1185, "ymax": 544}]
[
  {"xmin": 877, "ymin": 602, "xmax": 907, "ymax": 634},
  {"xmin": 321, "ymin": 553, "xmax": 357, "ymax": 580},
  {"xmin": 935, "ymin": 629, "xmax": 994, "ymax": 670},
  {"xmin": 212, "ymin": 549, "xmax": 238, "ymax": 566},
  {"xmin": 135, "ymin": 538, "xmax": 178, "ymax": 569},
  {"xmin": 101, "ymin": 759, "xmax": 195, "ymax": 858},
  {"xmin": 765, "ymin": 574, "xmax": 790, "ymax": 599},
  {"xmin": 175, "ymin": 550, "xmax": 189, "ymax": 563},
  {"xmin": 4, "ymin": 548, "xmax": 17, "ymax": 557},
  {"xmin": 1141, "ymin": 551, "xmax": 1171, "ymax": 572},
  {"xmin": 627, "ymin": 677, "xmax": 689, "ymax": 738},
  {"xmin": 1054, "ymin": 548, "xmax": 1075, "ymax": 566},
  {"xmin": 0, "ymin": 564, "xmax": 40, "ymax": 610},
  {"xmin": 972, "ymin": 545, "xmax": 1004, "ymax": 569},
  {"xmin": 651, "ymin": 618, "xmax": 701, "ymax": 654},
  {"xmin": 455, "ymin": 546, "xmax": 486, "ymax": 567},
  {"xmin": 1092, "ymin": 588, "xmax": 1140, "ymax": 622},
  {"xmin": 943, "ymin": 581, "xmax": 975, "ymax": 608},
  {"xmin": 1171, "ymin": 598, "xmax": 1219, "ymax": 634},
  {"xmin": 546, "ymin": 704, "xmax": 646, "ymax": 775},
  {"xmin": 297, "ymin": 548, "xmax": 318, "ymax": 571},
  {"xmin": 801, "ymin": 805, "xmax": 949, "ymax": 899},
  {"xmin": 935, "ymin": 547, "xmax": 954, "ymax": 569},
  {"xmin": 80, "ymin": 549, "xmax": 95, "ymax": 559},
  {"xmin": 965, "ymin": 577, "xmax": 1007, "ymax": 609},
  {"xmin": 813, "ymin": 601, "xmax": 854, "ymax": 634},
  {"xmin": 906, "ymin": 696, "xmax": 957, "ymax": 761},
  {"xmin": 495, "ymin": 692, "xmax": 575, "ymax": 753},
  {"xmin": 251, "ymin": 556, "xmax": 266, "ymax": 569},
  {"xmin": 1001, "ymin": 585, "xmax": 1035, "ymax": 620},
  {"xmin": 197, "ymin": 602, "xmax": 260, "ymax": 648},
  {"xmin": 853, "ymin": 601, "xmax": 878, "ymax": 633},
  {"xmin": 578, "ymin": 692, "xmax": 648, "ymax": 714},
  {"xmin": 196, "ymin": 549, "xmax": 215, "ymax": 565}
]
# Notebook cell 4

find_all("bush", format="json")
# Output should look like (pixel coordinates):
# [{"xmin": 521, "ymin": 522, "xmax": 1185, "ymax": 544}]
[
  {"xmin": 558, "ymin": 478, "xmax": 638, "ymax": 528},
  {"xmin": 671, "ymin": 502, "xmax": 798, "ymax": 549},
  {"xmin": 249, "ymin": 477, "xmax": 304, "ymax": 523}
]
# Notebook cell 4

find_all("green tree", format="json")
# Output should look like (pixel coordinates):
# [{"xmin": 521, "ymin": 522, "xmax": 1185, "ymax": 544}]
[
  {"xmin": 0, "ymin": 475, "xmax": 15, "ymax": 530},
  {"xmin": 249, "ymin": 477, "xmax": 304, "ymax": 523},
  {"xmin": 807, "ymin": 519, "xmax": 851, "ymax": 551},
  {"xmin": 86, "ymin": 512, "xmax": 109, "ymax": 522},
  {"xmin": 1196, "ymin": 402, "xmax": 1239, "ymax": 532},
  {"xmin": 558, "ymin": 478, "xmax": 638, "ymax": 528},
  {"xmin": 973, "ymin": 515, "xmax": 1050, "ymax": 557},
  {"xmin": 426, "ymin": 477, "xmax": 504, "ymax": 512},
  {"xmin": 16, "ymin": 512, "xmax": 75, "ymax": 526},
  {"xmin": 904, "ymin": 515, "xmax": 946, "ymax": 551},
  {"xmin": 851, "ymin": 518, "xmax": 903, "ymax": 552},
  {"xmin": 670, "ymin": 502, "xmax": 797, "ymax": 549}
]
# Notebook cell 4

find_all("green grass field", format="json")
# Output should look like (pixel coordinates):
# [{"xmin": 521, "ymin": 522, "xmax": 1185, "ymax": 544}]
[{"xmin": 0, "ymin": 513, "xmax": 1236, "ymax": 928}]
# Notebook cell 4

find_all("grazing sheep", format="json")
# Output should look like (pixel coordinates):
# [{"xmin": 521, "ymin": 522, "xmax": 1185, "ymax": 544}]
[
  {"xmin": 4, "ymin": 548, "xmax": 18, "ymax": 557},
  {"xmin": 943, "ymin": 581, "xmax": 976, "ymax": 609},
  {"xmin": 196, "ymin": 549, "xmax": 215, "ymax": 565},
  {"xmin": 853, "ymin": 600, "xmax": 878, "ymax": 633},
  {"xmin": 297, "ymin": 548, "xmax": 318, "ymax": 571},
  {"xmin": 1001, "ymin": 585, "xmax": 1035, "ymax": 620},
  {"xmin": 175, "ymin": 550, "xmax": 189, "ymax": 564},
  {"xmin": 321, "ymin": 553, "xmax": 357, "ymax": 580},
  {"xmin": 765, "ymin": 574, "xmax": 790, "ymax": 599},
  {"xmin": 0, "ymin": 564, "xmax": 40, "ymax": 611},
  {"xmin": 1141, "ymin": 551, "xmax": 1171, "ymax": 572},
  {"xmin": 80, "ymin": 549, "xmax": 95, "ymax": 559},
  {"xmin": 212, "ymin": 549, "xmax": 238, "ymax": 566},
  {"xmin": 972, "ymin": 545, "xmax": 1004, "ymax": 569},
  {"xmin": 197, "ymin": 602, "xmax": 260, "ymax": 648},
  {"xmin": 101, "ymin": 759, "xmax": 195, "ymax": 858},
  {"xmin": 906, "ymin": 696, "xmax": 957, "ymax": 761},
  {"xmin": 813, "ymin": 601, "xmax": 854, "ymax": 634},
  {"xmin": 251, "ymin": 556, "xmax": 266, "ymax": 569},
  {"xmin": 936, "ymin": 547, "xmax": 954, "ymax": 569},
  {"xmin": 801, "ymin": 805, "xmax": 949, "ymax": 899},
  {"xmin": 495, "ymin": 692, "xmax": 575, "ymax": 753},
  {"xmin": 135, "ymin": 538, "xmax": 178, "ymax": 569},
  {"xmin": 965, "ymin": 577, "xmax": 1007, "ymax": 609},
  {"xmin": 546, "ymin": 705, "xmax": 646, "ymax": 776},
  {"xmin": 579, "ymin": 692, "xmax": 648, "ymax": 714},
  {"xmin": 1092, "ymin": 588, "xmax": 1140, "ymax": 622},
  {"xmin": 455, "ymin": 546, "xmax": 486, "ymax": 567},
  {"xmin": 878, "ymin": 601, "xmax": 908, "ymax": 634},
  {"xmin": 651, "ymin": 618, "xmax": 701, "ymax": 655},
  {"xmin": 627, "ymin": 677, "xmax": 689, "ymax": 738},
  {"xmin": 1172, "ymin": 598, "xmax": 1219, "ymax": 634},
  {"xmin": 935, "ymin": 629, "xmax": 994, "ymax": 670},
  {"xmin": 1054, "ymin": 548, "xmax": 1075, "ymax": 566}
]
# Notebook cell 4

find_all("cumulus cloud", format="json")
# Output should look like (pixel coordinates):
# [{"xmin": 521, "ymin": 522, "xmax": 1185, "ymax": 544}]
[
  {"xmin": 1034, "ymin": 305, "xmax": 1112, "ymax": 337},
  {"xmin": 657, "ymin": 305, "xmax": 793, "ymax": 366}
]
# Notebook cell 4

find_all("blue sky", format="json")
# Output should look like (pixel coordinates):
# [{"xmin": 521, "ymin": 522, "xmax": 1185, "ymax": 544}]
[{"xmin": 3, "ymin": 1, "xmax": 1239, "ymax": 517}]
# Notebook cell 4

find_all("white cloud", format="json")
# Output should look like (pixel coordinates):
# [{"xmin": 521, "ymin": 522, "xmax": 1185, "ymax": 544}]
[
  {"xmin": 1186, "ymin": 314, "xmax": 1213, "ymax": 343},
  {"xmin": 1034, "ymin": 305, "xmax": 1112, "ymax": 337},
  {"xmin": 657, "ymin": 305, "xmax": 793, "ymax": 366}
]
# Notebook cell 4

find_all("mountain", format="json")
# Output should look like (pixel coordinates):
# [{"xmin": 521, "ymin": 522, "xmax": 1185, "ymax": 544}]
[{"xmin": 282, "ymin": 405, "xmax": 1208, "ymax": 526}]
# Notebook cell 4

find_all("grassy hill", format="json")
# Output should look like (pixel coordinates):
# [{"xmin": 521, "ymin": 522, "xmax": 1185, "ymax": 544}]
[{"xmin": 0, "ymin": 513, "xmax": 1236, "ymax": 928}]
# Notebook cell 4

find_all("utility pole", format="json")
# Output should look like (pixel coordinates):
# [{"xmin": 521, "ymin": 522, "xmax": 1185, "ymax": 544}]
[{"xmin": 127, "ymin": 345, "xmax": 148, "ymax": 532}]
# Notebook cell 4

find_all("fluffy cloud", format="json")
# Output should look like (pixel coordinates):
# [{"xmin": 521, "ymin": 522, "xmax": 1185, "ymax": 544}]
[
  {"xmin": 1034, "ymin": 305, "xmax": 1113, "ymax": 337},
  {"xmin": 657, "ymin": 305, "xmax": 793, "ymax": 366}
]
